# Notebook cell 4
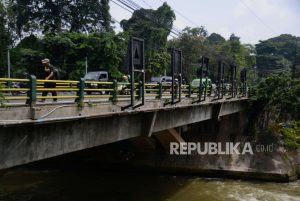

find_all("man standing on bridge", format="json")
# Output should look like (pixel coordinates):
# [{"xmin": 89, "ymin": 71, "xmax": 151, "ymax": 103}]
[{"xmin": 39, "ymin": 58, "xmax": 57, "ymax": 102}]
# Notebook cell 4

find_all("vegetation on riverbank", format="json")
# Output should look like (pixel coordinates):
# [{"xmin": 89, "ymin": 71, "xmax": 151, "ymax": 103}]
[
  {"xmin": 279, "ymin": 121, "xmax": 300, "ymax": 150},
  {"xmin": 251, "ymin": 73, "xmax": 300, "ymax": 150}
]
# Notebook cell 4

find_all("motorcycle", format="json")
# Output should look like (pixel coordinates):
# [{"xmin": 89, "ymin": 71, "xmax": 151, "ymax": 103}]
[
  {"xmin": 11, "ymin": 73, "xmax": 29, "ymax": 96},
  {"xmin": 11, "ymin": 82, "xmax": 27, "ymax": 96}
]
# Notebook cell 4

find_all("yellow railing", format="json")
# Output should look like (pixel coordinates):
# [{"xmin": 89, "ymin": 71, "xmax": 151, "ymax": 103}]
[{"xmin": 0, "ymin": 77, "xmax": 247, "ymax": 105}]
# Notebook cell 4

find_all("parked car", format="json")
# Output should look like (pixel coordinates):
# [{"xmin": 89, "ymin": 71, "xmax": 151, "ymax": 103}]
[
  {"xmin": 146, "ymin": 76, "xmax": 179, "ymax": 93},
  {"xmin": 150, "ymin": 76, "xmax": 173, "ymax": 85},
  {"xmin": 84, "ymin": 71, "xmax": 109, "ymax": 95},
  {"xmin": 190, "ymin": 78, "xmax": 212, "ymax": 93}
]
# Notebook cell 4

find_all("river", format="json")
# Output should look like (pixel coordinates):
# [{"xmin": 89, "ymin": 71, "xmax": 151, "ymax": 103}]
[{"xmin": 0, "ymin": 166, "xmax": 299, "ymax": 201}]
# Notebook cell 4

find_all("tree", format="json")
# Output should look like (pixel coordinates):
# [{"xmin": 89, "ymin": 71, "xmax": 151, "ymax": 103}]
[
  {"xmin": 121, "ymin": 3, "xmax": 175, "ymax": 77},
  {"xmin": 207, "ymin": 33, "xmax": 225, "ymax": 45},
  {"xmin": 229, "ymin": 33, "xmax": 240, "ymax": 42},
  {"xmin": 255, "ymin": 34, "xmax": 300, "ymax": 77},
  {"xmin": 9, "ymin": 32, "xmax": 128, "ymax": 80},
  {"xmin": 182, "ymin": 26, "xmax": 208, "ymax": 37},
  {"xmin": 253, "ymin": 73, "xmax": 300, "ymax": 120},
  {"xmin": 168, "ymin": 27, "xmax": 207, "ymax": 82},
  {"xmin": 0, "ymin": 1, "xmax": 11, "ymax": 77},
  {"xmin": 121, "ymin": 2, "xmax": 175, "ymax": 51},
  {"xmin": 7, "ymin": 0, "xmax": 112, "ymax": 36}
]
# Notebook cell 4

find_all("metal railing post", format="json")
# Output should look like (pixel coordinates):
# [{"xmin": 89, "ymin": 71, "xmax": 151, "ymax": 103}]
[
  {"xmin": 204, "ymin": 78, "xmax": 208, "ymax": 101},
  {"xmin": 244, "ymin": 82, "xmax": 247, "ymax": 97},
  {"xmin": 175, "ymin": 83, "xmax": 178, "ymax": 100},
  {"xmin": 26, "ymin": 75, "xmax": 36, "ymax": 106},
  {"xmin": 7, "ymin": 81, "xmax": 12, "ymax": 88},
  {"xmin": 188, "ymin": 84, "xmax": 192, "ymax": 98},
  {"xmin": 138, "ymin": 80, "xmax": 143, "ymax": 100},
  {"xmin": 111, "ymin": 79, "xmax": 118, "ymax": 103},
  {"xmin": 76, "ymin": 78, "xmax": 85, "ymax": 103},
  {"xmin": 158, "ymin": 82, "xmax": 162, "ymax": 99}
]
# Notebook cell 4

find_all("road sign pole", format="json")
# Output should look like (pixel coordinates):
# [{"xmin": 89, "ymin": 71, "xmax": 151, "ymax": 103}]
[
  {"xmin": 122, "ymin": 37, "xmax": 145, "ymax": 110},
  {"xmin": 165, "ymin": 48, "xmax": 182, "ymax": 106}
]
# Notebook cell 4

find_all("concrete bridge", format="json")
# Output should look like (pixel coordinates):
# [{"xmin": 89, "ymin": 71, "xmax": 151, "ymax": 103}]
[
  {"xmin": 0, "ymin": 98, "xmax": 248, "ymax": 170},
  {"xmin": 0, "ymin": 77, "xmax": 249, "ymax": 170}
]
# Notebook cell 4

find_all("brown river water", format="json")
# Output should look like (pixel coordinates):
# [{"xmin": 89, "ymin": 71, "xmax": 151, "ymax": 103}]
[{"xmin": 0, "ymin": 166, "xmax": 299, "ymax": 201}]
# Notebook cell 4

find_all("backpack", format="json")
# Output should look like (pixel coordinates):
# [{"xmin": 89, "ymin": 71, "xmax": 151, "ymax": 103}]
[{"xmin": 52, "ymin": 66, "xmax": 60, "ymax": 80}]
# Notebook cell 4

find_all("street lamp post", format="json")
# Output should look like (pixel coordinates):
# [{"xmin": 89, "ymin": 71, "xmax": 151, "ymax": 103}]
[
  {"xmin": 7, "ymin": 46, "xmax": 11, "ymax": 78},
  {"xmin": 83, "ymin": 26, "xmax": 89, "ymax": 75}
]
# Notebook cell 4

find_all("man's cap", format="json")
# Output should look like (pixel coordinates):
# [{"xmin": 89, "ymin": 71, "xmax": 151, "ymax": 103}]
[{"xmin": 41, "ymin": 58, "xmax": 50, "ymax": 64}]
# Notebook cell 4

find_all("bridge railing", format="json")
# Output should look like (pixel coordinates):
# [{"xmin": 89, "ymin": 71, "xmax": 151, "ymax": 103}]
[
  {"xmin": 37, "ymin": 79, "xmax": 80, "ymax": 101},
  {"xmin": 0, "ymin": 76, "xmax": 248, "ymax": 106},
  {"xmin": 0, "ymin": 78, "xmax": 30, "ymax": 101}
]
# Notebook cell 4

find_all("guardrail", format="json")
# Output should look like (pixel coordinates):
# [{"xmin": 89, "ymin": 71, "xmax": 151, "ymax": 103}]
[{"xmin": 0, "ymin": 76, "xmax": 247, "ymax": 106}]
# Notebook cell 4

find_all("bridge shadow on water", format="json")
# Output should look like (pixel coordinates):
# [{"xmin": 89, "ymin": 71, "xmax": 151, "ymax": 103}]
[{"xmin": 0, "ymin": 140, "xmax": 204, "ymax": 201}]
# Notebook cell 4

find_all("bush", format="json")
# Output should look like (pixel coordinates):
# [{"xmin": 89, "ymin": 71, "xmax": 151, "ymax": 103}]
[
  {"xmin": 251, "ymin": 73, "xmax": 300, "ymax": 120},
  {"xmin": 280, "ymin": 121, "xmax": 300, "ymax": 150}
]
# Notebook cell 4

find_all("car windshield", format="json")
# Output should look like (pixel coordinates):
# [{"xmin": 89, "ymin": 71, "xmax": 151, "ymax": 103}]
[{"xmin": 84, "ymin": 72, "xmax": 99, "ymax": 80}]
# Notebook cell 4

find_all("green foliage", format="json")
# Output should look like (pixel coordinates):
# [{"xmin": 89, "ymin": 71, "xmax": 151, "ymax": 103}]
[
  {"xmin": 183, "ymin": 26, "xmax": 208, "ymax": 37},
  {"xmin": 279, "ymin": 121, "xmax": 300, "ymax": 150},
  {"xmin": 147, "ymin": 51, "xmax": 170, "ymax": 76},
  {"xmin": 7, "ymin": 0, "xmax": 112, "ymax": 36},
  {"xmin": 168, "ymin": 27, "xmax": 207, "ymax": 82},
  {"xmin": 121, "ymin": 3, "xmax": 175, "ymax": 78},
  {"xmin": 0, "ymin": 1, "xmax": 12, "ymax": 77},
  {"xmin": 7, "ymin": 32, "xmax": 127, "ymax": 80},
  {"xmin": 121, "ymin": 3, "xmax": 175, "ymax": 50},
  {"xmin": 17, "ymin": 34, "xmax": 41, "ymax": 50},
  {"xmin": 169, "ymin": 28, "xmax": 255, "ymax": 83},
  {"xmin": 256, "ymin": 34, "xmax": 300, "ymax": 76},
  {"xmin": 207, "ymin": 33, "xmax": 225, "ymax": 45},
  {"xmin": 10, "ymin": 47, "xmax": 45, "ymax": 77},
  {"xmin": 252, "ymin": 73, "xmax": 300, "ymax": 120}
]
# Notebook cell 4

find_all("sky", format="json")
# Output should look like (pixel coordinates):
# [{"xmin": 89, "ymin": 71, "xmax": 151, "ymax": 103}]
[{"xmin": 109, "ymin": 0, "xmax": 300, "ymax": 44}]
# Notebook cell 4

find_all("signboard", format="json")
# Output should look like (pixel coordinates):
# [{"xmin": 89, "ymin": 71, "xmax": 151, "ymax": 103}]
[
  {"xmin": 132, "ymin": 38, "xmax": 144, "ymax": 70},
  {"xmin": 122, "ymin": 37, "xmax": 145, "ymax": 110},
  {"xmin": 173, "ymin": 49, "xmax": 182, "ymax": 75},
  {"xmin": 230, "ymin": 64, "xmax": 236, "ymax": 80},
  {"xmin": 197, "ymin": 57, "xmax": 209, "ymax": 77},
  {"xmin": 165, "ymin": 48, "xmax": 182, "ymax": 105},
  {"xmin": 123, "ymin": 37, "xmax": 144, "ymax": 72},
  {"xmin": 218, "ymin": 61, "xmax": 225, "ymax": 80},
  {"xmin": 203, "ymin": 57, "xmax": 209, "ymax": 76}
]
